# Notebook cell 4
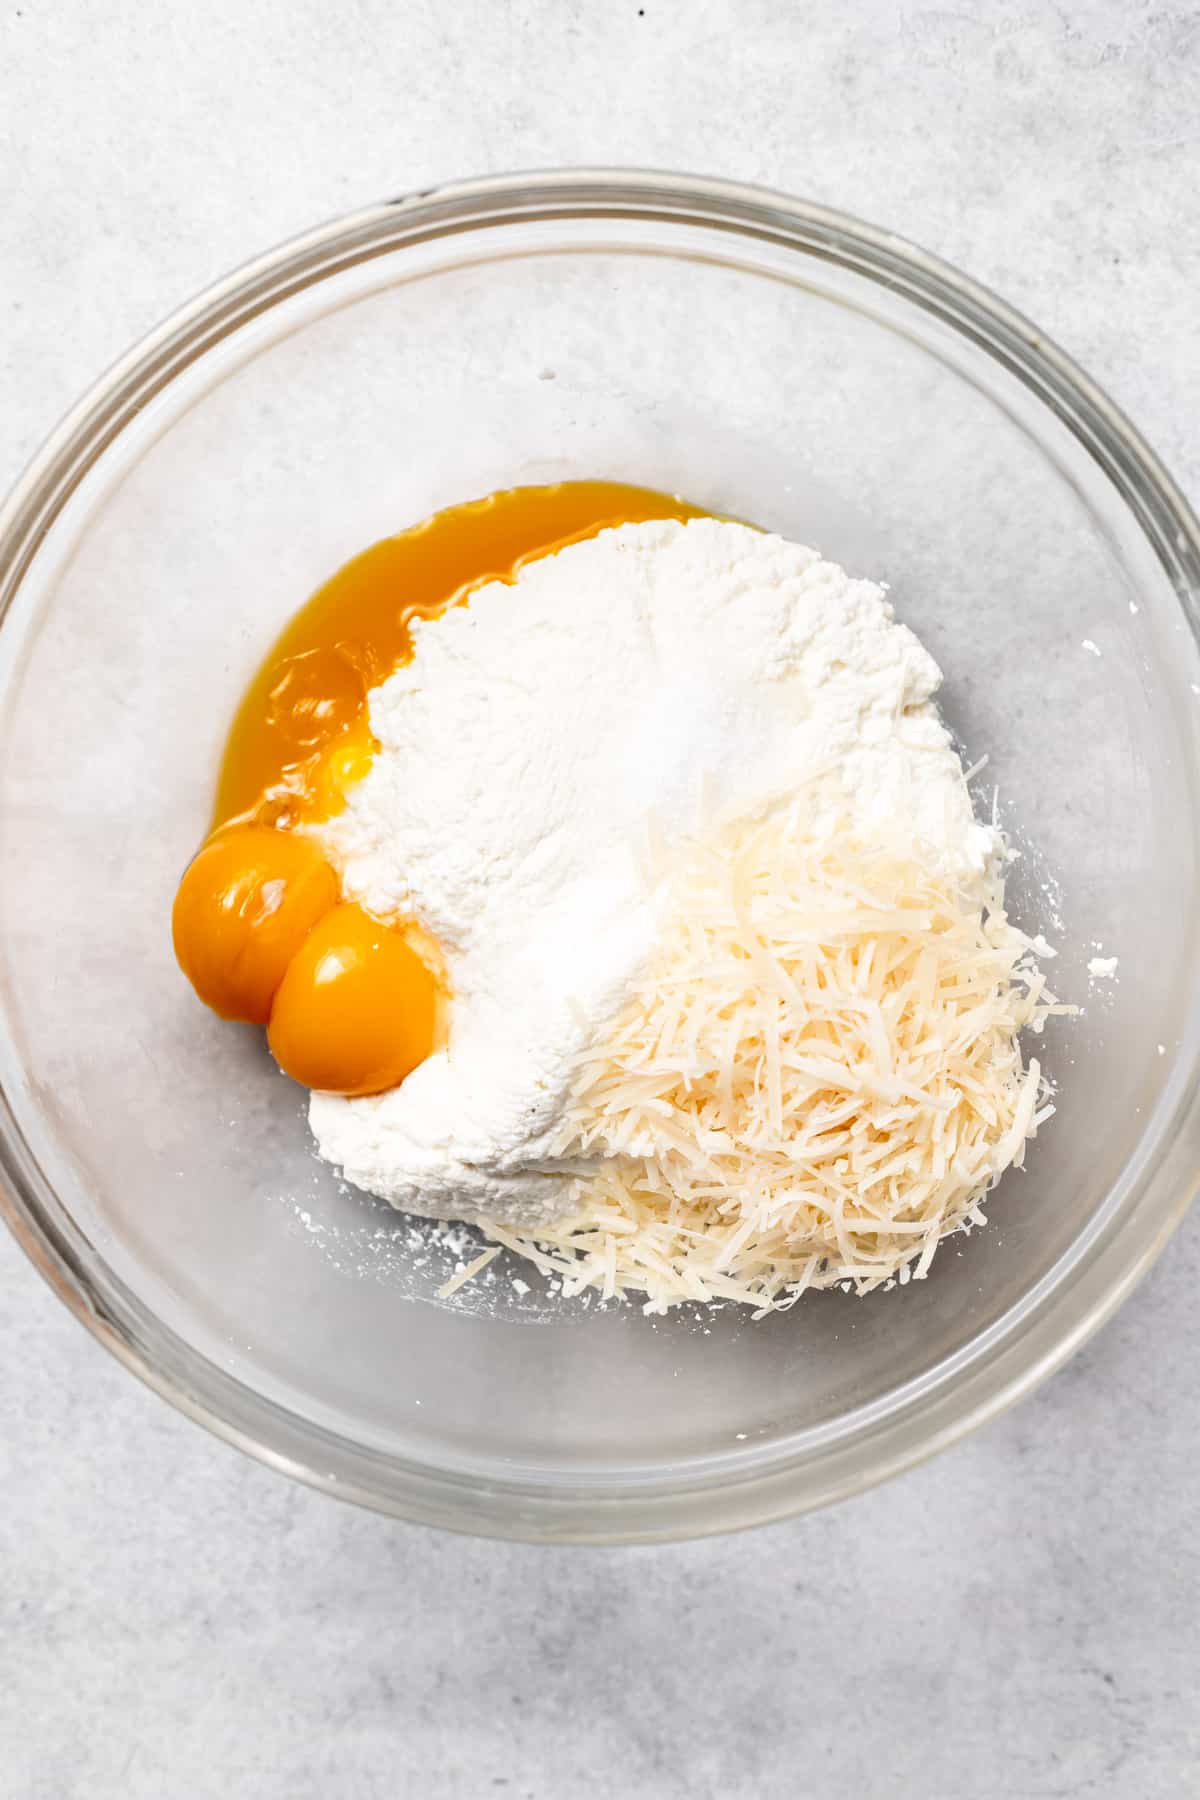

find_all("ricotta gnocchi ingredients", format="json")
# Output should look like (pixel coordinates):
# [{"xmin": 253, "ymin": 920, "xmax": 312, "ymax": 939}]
[
  {"xmin": 173, "ymin": 484, "xmax": 1070, "ymax": 1313},
  {"xmin": 488, "ymin": 797, "xmax": 1066, "ymax": 1313},
  {"xmin": 309, "ymin": 515, "xmax": 1004, "ymax": 1232}
]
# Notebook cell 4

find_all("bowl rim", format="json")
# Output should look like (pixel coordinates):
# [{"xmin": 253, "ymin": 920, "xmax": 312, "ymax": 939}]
[{"xmin": 2, "ymin": 166, "xmax": 1198, "ymax": 1544}]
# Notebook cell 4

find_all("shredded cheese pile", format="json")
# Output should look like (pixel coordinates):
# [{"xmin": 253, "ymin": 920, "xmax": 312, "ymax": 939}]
[{"xmin": 481, "ymin": 801, "xmax": 1068, "ymax": 1315}]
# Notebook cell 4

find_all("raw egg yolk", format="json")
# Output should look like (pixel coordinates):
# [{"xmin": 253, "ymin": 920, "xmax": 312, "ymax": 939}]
[
  {"xmin": 267, "ymin": 903, "xmax": 440, "ymax": 1097},
  {"xmin": 172, "ymin": 826, "xmax": 339, "ymax": 1023},
  {"xmin": 295, "ymin": 715, "xmax": 377, "ymax": 826},
  {"xmin": 264, "ymin": 645, "xmax": 365, "ymax": 755}
]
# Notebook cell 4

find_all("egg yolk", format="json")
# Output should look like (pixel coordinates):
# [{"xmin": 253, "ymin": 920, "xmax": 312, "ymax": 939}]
[
  {"xmin": 267, "ymin": 904, "xmax": 441, "ymax": 1096},
  {"xmin": 175, "ymin": 482, "xmax": 707, "ymax": 1098},
  {"xmin": 172, "ymin": 826, "xmax": 338, "ymax": 1023}
]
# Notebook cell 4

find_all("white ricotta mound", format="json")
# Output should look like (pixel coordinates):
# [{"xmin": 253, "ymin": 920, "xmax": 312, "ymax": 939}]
[{"xmin": 309, "ymin": 517, "xmax": 996, "ymax": 1228}]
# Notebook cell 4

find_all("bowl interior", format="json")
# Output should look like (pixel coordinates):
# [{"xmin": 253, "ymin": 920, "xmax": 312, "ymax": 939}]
[{"xmin": 2, "ymin": 190, "xmax": 1198, "ymax": 1528}]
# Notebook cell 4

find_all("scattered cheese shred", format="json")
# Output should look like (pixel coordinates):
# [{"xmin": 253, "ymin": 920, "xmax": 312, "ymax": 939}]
[
  {"xmin": 436, "ymin": 1244, "xmax": 501, "ymax": 1299},
  {"xmin": 482, "ymin": 798, "xmax": 1071, "ymax": 1315}
]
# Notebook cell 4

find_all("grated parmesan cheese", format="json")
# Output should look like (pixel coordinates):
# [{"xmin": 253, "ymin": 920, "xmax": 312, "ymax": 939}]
[
  {"xmin": 480, "ymin": 796, "xmax": 1071, "ymax": 1314},
  {"xmin": 436, "ymin": 1244, "xmax": 501, "ymax": 1299}
]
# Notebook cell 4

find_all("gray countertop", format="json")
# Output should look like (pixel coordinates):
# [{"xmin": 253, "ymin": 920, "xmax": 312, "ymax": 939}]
[{"xmin": 2, "ymin": 3, "xmax": 1198, "ymax": 1795}]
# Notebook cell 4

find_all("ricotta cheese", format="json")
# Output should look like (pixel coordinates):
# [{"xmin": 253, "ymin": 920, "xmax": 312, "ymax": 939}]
[{"xmin": 309, "ymin": 518, "xmax": 997, "ymax": 1227}]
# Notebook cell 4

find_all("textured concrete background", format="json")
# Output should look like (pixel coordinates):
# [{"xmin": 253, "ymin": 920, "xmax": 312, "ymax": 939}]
[{"xmin": 2, "ymin": 3, "xmax": 1198, "ymax": 1795}]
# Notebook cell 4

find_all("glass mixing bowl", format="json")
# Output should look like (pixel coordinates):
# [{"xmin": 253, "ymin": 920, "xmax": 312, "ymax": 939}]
[{"xmin": 1, "ymin": 171, "xmax": 1198, "ymax": 1543}]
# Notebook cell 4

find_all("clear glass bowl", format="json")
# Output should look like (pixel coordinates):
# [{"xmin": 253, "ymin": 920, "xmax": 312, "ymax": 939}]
[{"xmin": 1, "ymin": 171, "xmax": 1198, "ymax": 1544}]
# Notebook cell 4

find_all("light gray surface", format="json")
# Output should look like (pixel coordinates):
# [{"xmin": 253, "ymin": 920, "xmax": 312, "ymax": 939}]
[{"xmin": 1, "ymin": 2, "xmax": 1197, "ymax": 1795}]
